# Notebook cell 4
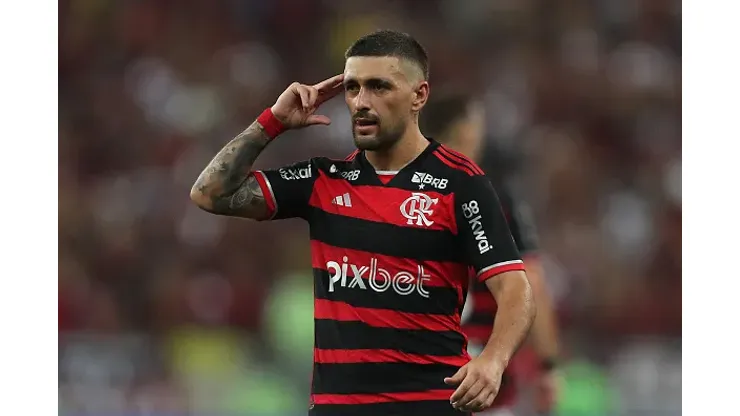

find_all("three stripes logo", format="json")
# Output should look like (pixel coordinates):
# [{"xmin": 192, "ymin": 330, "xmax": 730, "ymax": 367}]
[{"xmin": 331, "ymin": 193, "xmax": 353, "ymax": 207}]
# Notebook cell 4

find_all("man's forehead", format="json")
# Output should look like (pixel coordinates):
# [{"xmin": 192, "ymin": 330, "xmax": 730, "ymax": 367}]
[{"xmin": 344, "ymin": 56, "xmax": 410, "ymax": 81}]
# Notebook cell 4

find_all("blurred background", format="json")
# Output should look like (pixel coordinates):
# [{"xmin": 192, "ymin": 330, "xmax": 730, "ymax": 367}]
[{"xmin": 58, "ymin": 0, "xmax": 681, "ymax": 415}]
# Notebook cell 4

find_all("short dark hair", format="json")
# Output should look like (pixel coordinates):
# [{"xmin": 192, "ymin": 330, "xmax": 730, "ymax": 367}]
[
  {"xmin": 419, "ymin": 90, "xmax": 476, "ymax": 140},
  {"xmin": 345, "ymin": 30, "xmax": 429, "ymax": 80}
]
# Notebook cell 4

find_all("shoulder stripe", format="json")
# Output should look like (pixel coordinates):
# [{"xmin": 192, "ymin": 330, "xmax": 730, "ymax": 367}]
[
  {"xmin": 437, "ymin": 145, "xmax": 485, "ymax": 175},
  {"xmin": 432, "ymin": 149, "xmax": 477, "ymax": 176},
  {"xmin": 345, "ymin": 149, "xmax": 360, "ymax": 161}
]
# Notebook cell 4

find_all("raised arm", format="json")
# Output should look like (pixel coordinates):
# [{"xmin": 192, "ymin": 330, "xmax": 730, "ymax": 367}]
[
  {"xmin": 190, "ymin": 122, "xmax": 272, "ymax": 219},
  {"xmin": 190, "ymin": 74, "xmax": 344, "ymax": 220}
]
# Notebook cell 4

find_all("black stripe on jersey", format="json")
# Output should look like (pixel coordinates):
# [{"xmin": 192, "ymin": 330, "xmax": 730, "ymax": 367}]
[
  {"xmin": 310, "ymin": 400, "xmax": 468, "ymax": 416},
  {"xmin": 313, "ymin": 269, "xmax": 459, "ymax": 315},
  {"xmin": 314, "ymin": 320, "xmax": 465, "ymax": 357},
  {"xmin": 307, "ymin": 208, "xmax": 462, "ymax": 263},
  {"xmin": 312, "ymin": 361, "xmax": 460, "ymax": 394}
]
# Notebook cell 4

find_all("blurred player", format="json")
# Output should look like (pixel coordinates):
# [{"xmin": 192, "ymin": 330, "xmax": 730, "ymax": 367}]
[
  {"xmin": 420, "ymin": 91, "xmax": 561, "ymax": 416},
  {"xmin": 190, "ymin": 30, "xmax": 535, "ymax": 416}
]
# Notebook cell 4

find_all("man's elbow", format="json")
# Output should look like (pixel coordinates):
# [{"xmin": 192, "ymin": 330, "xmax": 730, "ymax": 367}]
[
  {"xmin": 515, "ymin": 271, "xmax": 537, "ymax": 323},
  {"xmin": 489, "ymin": 270, "xmax": 537, "ymax": 321},
  {"xmin": 189, "ymin": 186, "xmax": 216, "ymax": 212}
]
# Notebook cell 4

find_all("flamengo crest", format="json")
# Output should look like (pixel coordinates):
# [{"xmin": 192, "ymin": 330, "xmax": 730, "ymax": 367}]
[{"xmin": 400, "ymin": 192, "xmax": 438, "ymax": 227}]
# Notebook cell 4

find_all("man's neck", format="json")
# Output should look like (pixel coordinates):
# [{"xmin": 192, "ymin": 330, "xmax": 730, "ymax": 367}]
[{"xmin": 365, "ymin": 129, "xmax": 429, "ymax": 172}]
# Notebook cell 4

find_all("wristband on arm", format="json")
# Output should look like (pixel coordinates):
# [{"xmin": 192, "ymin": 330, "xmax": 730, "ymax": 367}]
[{"xmin": 257, "ymin": 108, "xmax": 286, "ymax": 139}]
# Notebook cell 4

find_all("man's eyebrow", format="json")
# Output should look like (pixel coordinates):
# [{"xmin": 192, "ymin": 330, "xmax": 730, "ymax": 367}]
[{"xmin": 343, "ymin": 77, "xmax": 395, "ymax": 85}]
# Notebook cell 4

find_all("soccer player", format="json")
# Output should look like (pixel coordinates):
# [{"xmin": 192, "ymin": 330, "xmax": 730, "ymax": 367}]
[
  {"xmin": 420, "ymin": 91, "xmax": 561, "ymax": 416},
  {"xmin": 190, "ymin": 30, "xmax": 535, "ymax": 416}
]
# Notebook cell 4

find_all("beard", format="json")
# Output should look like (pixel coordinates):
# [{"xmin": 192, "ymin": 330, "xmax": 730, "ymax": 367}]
[{"xmin": 352, "ymin": 119, "xmax": 406, "ymax": 151}]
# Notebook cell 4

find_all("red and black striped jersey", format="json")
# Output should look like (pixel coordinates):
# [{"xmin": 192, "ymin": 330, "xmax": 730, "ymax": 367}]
[{"xmin": 252, "ymin": 139, "xmax": 525, "ymax": 416}]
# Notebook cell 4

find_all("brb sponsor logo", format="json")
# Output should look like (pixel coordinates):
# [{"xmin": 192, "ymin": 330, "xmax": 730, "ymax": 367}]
[
  {"xmin": 400, "ymin": 192, "xmax": 439, "ymax": 227},
  {"xmin": 329, "ymin": 164, "xmax": 360, "ymax": 181},
  {"xmin": 462, "ymin": 200, "xmax": 493, "ymax": 254},
  {"xmin": 340, "ymin": 170, "xmax": 360, "ymax": 181},
  {"xmin": 279, "ymin": 164, "xmax": 312, "ymax": 181},
  {"xmin": 412, "ymin": 172, "xmax": 448, "ymax": 190},
  {"xmin": 326, "ymin": 256, "xmax": 431, "ymax": 298}
]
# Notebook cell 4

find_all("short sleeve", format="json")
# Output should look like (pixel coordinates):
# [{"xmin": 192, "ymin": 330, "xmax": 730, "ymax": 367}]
[
  {"xmin": 253, "ymin": 159, "xmax": 316, "ymax": 220},
  {"xmin": 455, "ymin": 175, "xmax": 525, "ymax": 283}
]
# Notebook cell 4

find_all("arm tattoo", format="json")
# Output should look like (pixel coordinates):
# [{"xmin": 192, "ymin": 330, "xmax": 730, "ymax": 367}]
[{"xmin": 190, "ymin": 122, "xmax": 271, "ymax": 219}]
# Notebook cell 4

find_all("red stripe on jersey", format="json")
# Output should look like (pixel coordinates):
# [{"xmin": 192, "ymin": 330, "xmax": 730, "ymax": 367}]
[
  {"xmin": 310, "ymin": 173, "xmax": 457, "ymax": 232},
  {"xmin": 345, "ymin": 150, "xmax": 360, "ymax": 161},
  {"xmin": 477, "ymin": 260, "xmax": 526, "ymax": 283},
  {"xmin": 432, "ymin": 149, "xmax": 477, "ymax": 176},
  {"xmin": 312, "ymin": 389, "xmax": 456, "ymax": 405},
  {"xmin": 315, "ymin": 299, "xmax": 458, "ymax": 332},
  {"xmin": 251, "ymin": 171, "xmax": 276, "ymax": 216},
  {"xmin": 314, "ymin": 348, "xmax": 468, "ymax": 366},
  {"xmin": 437, "ymin": 146, "xmax": 486, "ymax": 175},
  {"xmin": 310, "ymin": 240, "xmax": 468, "ymax": 289}
]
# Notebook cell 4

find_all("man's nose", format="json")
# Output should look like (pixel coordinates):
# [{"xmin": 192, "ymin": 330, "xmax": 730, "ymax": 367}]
[{"xmin": 353, "ymin": 87, "xmax": 371, "ymax": 112}]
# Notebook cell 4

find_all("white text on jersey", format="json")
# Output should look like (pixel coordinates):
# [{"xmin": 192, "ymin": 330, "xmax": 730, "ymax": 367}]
[
  {"xmin": 412, "ymin": 172, "xmax": 448, "ymax": 190},
  {"xmin": 326, "ymin": 257, "xmax": 431, "ymax": 298},
  {"xmin": 462, "ymin": 200, "xmax": 493, "ymax": 254},
  {"xmin": 279, "ymin": 165, "xmax": 312, "ymax": 180}
]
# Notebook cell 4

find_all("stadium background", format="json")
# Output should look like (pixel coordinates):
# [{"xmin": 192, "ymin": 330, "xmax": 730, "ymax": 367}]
[{"xmin": 58, "ymin": 0, "xmax": 681, "ymax": 415}]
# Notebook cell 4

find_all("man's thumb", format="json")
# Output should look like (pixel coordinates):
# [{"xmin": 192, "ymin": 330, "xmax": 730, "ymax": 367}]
[
  {"xmin": 444, "ymin": 365, "xmax": 467, "ymax": 385},
  {"xmin": 306, "ymin": 114, "xmax": 331, "ymax": 126}
]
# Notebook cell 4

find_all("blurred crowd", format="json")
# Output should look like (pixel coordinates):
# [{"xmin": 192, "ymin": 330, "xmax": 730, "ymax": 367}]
[{"xmin": 58, "ymin": 0, "xmax": 681, "ymax": 415}]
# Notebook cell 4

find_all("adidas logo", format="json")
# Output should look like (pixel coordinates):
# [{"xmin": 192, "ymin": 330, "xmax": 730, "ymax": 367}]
[{"xmin": 331, "ymin": 193, "xmax": 352, "ymax": 207}]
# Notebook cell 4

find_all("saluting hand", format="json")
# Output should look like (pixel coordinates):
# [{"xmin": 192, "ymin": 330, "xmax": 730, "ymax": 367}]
[{"xmin": 271, "ymin": 74, "xmax": 345, "ymax": 129}]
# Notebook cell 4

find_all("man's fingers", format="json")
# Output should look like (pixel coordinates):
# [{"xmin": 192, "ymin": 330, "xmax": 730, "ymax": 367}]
[
  {"xmin": 459, "ymin": 388, "xmax": 494, "ymax": 412},
  {"xmin": 307, "ymin": 87, "xmax": 319, "ymax": 109},
  {"xmin": 473, "ymin": 391, "xmax": 496, "ymax": 412},
  {"xmin": 444, "ymin": 365, "xmax": 467, "ymax": 386},
  {"xmin": 453, "ymin": 380, "xmax": 485, "ymax": 409},
  {"xmin": 313, "ymin": 74, "xmax": 344, "ymax": 91},
  {"xmin": 295, "ymin": 85, "xmax": 310, "ymax": 109},
  {"xmin": 449, "ymin": 375, "xmax": 476, "ymax": 403},
  {"xmin": 305, "ymin": 114, "xmax": 331, "ymax": 126}
]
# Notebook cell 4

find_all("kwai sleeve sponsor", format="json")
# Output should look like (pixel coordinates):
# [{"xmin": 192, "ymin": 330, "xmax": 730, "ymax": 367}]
[
  {"xmin": 253, "ymin": 159, "xmax": 317, "ymax": 220},
  {"xmin": 455, "ymin": 175, "xmax": 525, "ymax": 283}
]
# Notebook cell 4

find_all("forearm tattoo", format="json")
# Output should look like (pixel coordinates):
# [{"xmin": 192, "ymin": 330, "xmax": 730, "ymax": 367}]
[{"xmin": 191, "ymin": 122, "xmax": 271, "ymax": 218}]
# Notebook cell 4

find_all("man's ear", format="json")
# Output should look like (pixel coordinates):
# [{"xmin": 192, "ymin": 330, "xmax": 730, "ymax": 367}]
[{"xmin": 412, "ymin": 81, "xmax": 430, "ymax": 113}]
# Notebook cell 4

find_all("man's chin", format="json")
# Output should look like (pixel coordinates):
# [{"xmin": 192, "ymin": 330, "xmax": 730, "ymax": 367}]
[{"xmin": 353, "ymin": 135, "xmax": 383, "ymax": 151}]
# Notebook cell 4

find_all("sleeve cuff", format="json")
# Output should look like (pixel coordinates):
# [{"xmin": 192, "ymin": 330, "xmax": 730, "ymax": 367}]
[
  {"xmin": 477, "ymin": 260, "xmax": 526, "ymax": 283},
  {"xmin": 252, "ymin": 171, "xmax": 277, "ymax": 220}
]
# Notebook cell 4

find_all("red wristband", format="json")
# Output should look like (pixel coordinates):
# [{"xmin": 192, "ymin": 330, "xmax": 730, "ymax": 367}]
[{"xmin": 257, "ymin": 108, "xmax": 286, "ymax": 139}]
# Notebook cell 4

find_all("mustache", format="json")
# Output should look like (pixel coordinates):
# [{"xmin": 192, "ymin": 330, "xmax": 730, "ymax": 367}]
[{"xmin": 352, "ymin": 112, "xmax": 379, "ymax": 122}]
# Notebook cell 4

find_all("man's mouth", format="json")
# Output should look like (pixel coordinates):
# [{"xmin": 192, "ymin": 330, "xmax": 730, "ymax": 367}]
[{"xmin": 354, "ymin": 118, "xmax": 378, "ymax": 126}]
